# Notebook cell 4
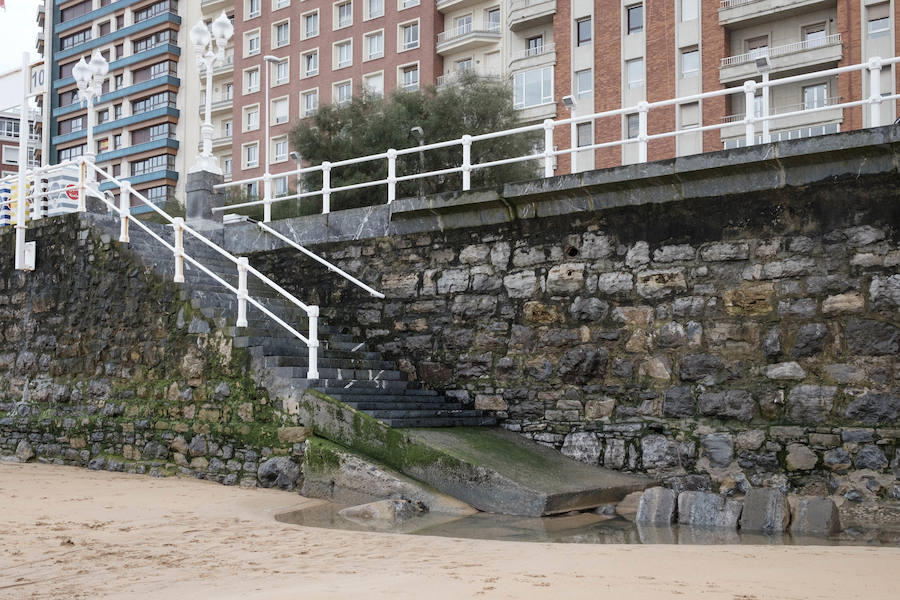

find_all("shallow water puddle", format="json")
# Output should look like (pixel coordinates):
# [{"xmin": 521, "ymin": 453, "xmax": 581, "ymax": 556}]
[{"xmin": 276, "ymin": 503, "xmax": 900, "ymax": 547}]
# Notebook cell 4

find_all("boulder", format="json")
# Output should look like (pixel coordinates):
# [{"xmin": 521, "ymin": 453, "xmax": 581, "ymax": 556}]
[
  {"xmin": 14, "ymin": 440, "xmax": 34, "ymax": 462},
  {"xmin": 739, "ymin": 489, "xmax": 790, "ymax": 533},
  {"xmin": 677, "ymin": 491, "xmax": 742, "ymax": 528},
  {"xmin": 700, "ymin": 433, "xmax": 734, "ymax": 468},
  {"xmin": 853, "ymin": 444, "xmax": 888, "ymax": 471},
  {"xmin": 635, "ymin": 487, "xmax": 676, "ymax": 526},
  {"xmin": 257, "ymin": 457, "xmax": 301, "ymax": 491},
  {"xmin": 788, "ymin": 496, "xmax": 841, "ymax": 536},
  {"xmin": 338, "ymin": 499, "xmax": 421, "ymax": 526},
  {"xmin": 560, "ymin": 432, "xmax": 602, "ymax": 465},
  {"xmin": 785, "ymin": 444, "xmax": 818, "ymax": 471}
]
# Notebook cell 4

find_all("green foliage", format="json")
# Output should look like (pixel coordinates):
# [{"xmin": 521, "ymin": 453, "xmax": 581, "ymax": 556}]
[
  {"xmin": 289, "ymin": 73, "xmax": 541, "ymax": 211},
  {"xmin": 223, "ymin": 188, "xmax": 319, "ymax": 221}
]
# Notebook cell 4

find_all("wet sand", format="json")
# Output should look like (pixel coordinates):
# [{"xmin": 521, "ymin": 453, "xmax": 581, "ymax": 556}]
[{"xmin": 1, "ymin": 462, "xmax": 898, "ymax": 599}]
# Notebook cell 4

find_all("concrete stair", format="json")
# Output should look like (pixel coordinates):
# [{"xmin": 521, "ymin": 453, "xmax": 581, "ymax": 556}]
[{"xmin": 85, "ymin": 214, "xmax": 496, "ymax": 428}]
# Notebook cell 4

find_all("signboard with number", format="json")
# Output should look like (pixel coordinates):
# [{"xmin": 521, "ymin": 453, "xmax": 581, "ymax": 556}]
[{"xmin": 29, "ymin": 61, "xmax": 46, "ymax": 96}]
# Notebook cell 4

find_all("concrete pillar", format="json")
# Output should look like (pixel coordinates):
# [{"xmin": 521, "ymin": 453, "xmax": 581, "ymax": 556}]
[{"xmin": 186, "ymin": 170, "xmax": 225, "ymax": 244}]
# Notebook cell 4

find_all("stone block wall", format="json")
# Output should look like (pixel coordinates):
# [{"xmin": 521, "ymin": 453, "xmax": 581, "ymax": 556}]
[
  {"xmin": 257, "ymin": 175, "xmax": 900, "ymax": 502},
  {"xmin": 0, "ymin": 216, "xmax": 303, "ymax": 489}
]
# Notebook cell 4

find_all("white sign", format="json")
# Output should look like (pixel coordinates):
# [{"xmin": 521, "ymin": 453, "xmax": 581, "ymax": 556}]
[{"xmin": 29, "ymin": 61, "xmax": 46, "ymax": 96}]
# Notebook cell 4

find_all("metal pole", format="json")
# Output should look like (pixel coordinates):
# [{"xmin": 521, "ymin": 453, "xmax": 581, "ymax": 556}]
[
  {"xmin": 761, "ymin": 71, "xmax": 770, "ymax": 144},
  {"xmin": 15, "ymin": 52, "xmax": 29, "ymax": 271},
  {"xmin": 306, "ymin": 305, "xmax": 319, "ymax": 380},
  {"xmin": 743, "ymin": 80, "xmax": 756, "ymax": 146},
  {"xmin": 322, "ymin": 161, "xmax": 331, "ymax": 213},
  {"xmin": 542, "ymin": 119, "xmax": 554, "ymax": 178},
  {"xmin": 263, "ymin": 58, "xmax": 271, "ymax": 221},
  {"xmin": 173, "ymin": 217, "xmax": 185, "ymax": 283},
  {"xmin": 869, "ymin": 57, "xmax": 883, "ymax": 127},
  {"xmin": 119, "ymin": 181, "xmax": 131, "ymax": 243},
  {"xmin": 569, "ymin": 112, "xmax": 577, "ymax": 172},
  {"xmin": 236, "ymin": 257, "xmax": 248, "ymax": 328},
  {"xmin": 386, "ymin": 150, "xmax": 396, "ymax": 203},
  {"xmin": 638, "ymin": 101, "xmax": 649, "ymax": 163},
  {"xmin": 461, "ymin": 135, "xmax": 471, "ymax": 191}
]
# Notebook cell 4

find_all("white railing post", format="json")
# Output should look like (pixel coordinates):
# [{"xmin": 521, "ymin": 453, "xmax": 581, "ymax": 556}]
[
  {"xmin": 118, "ymin": 181, "xmax": 131, "ymax": 243},
  {"xmin": 172, "ymin": 217, "xmax": 185, "ymax": 283},
  {"xmin": 542, "ymin": 119, "xmax": 554, "ymax": 177},
  {"xmin": 868, "ymin": 56, "xmax": 883, "ymax": 127},
  {"xmin": 761, "ymin": 71, "xmax": 771, "ymax": 144},
  {"xmin": 461, "ymin": 135, "xmax": 472, "ymax": 191},
  {"xmin": 321, "ymin": 161, "xmax": 331, "ymax": 214},
  {"xmin": 387, "ymin": 149, "xmax": 397, "ymax": 203},
  {"xmin": 743, "ymin": 80, "xmax": 757, "ymax": 146},
  {"xmin": 638, "ymin": 101, "xmax": 649, "ymax": 163},
  {"xmin": 32, "ymin": 175, "xmax": 44, "ymax": 221},
  {"xmin": 263, "ymin": 172, "xmax": 272, "ymax": 223},
  {"xmin": 307, "ymin": 305, "xmax": 319, "ymax": 380},
  {"xmin": 78, "ymin": 159, "xmax": 87, "ymax": 212},
  {"xmin": 236, "ymin": 257, "xmax": 249, "ymax": 328}
]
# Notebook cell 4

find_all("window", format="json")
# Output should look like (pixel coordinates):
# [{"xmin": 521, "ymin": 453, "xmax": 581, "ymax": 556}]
[
  {"xmin": 273, "ymin": 97, "xmax": 289, "ymax": 124},
  {"xmin": 455, "ymin": 15, "xmax": 472, "ymax": 36},
  {"xmin": 456, "ymin": 58, "xmax": 473, "ymax": 72},
  {"xmin": 868, "ymin": 3, "xmax": 890, "ymax": 38},
  {"xmin": 2, "ymin": 146, "xmax": 18, "ymax": 166},
  {"xmin": 114, "ymin": 104, "xmax": 123, "ymax": 119},
  {"xmin": 133, "ymin": 30, "xmax": 173, "ymax": 53},
  {"xmin": 680, "ymin": 102, "xmax": 699, "ymax": 129},
  {"xmin": 303, "ymin": 11, "xmax": 319, "ymax": 38},
  {"xmin": 274, "ymin": 176, "xmax": 288, "ymax": 196},
  {"xmin": 245, "ymin": 67, "xmax": 260, "ymax": 92},
  {"xmin": 58, "ymin": 145, "xmax": 86, "ymax": 162},
  {"xmin": 131, "ymin": 154, "xmax": 175, "ymax": 176},
  {"xmin": 626, "ymin": 58, "xmax": 644, "ymax": 88},
  {"xmin": 746, "ymin": 36, "xmax": 768, "ymax": 59},
  {"xmin": 274, "ymin": 22, "xmax": 290, "ymax": 48},
  {"xmin": 627, "ymin": 5, "xmax": 643, "ymax": 34},
  {"xmin": 336, "ymin": 1, "xmax": 353, "ymax": 29},
  {"xmin": 224, "ymin": 120, "xmax": 233, "ymax": 137},
  {"xmin": 132, "ymin": 91, "xmax": 177, "ymax": 113},
  {"xmin": 244, "ymin": 181, "xmax": 259, "ymax": 198},
  {"xmin": 224, "ymin": 83, "xmax": 234, "ymax": 100},
  {"xmin": 302, "ymin": 89, "xmax": 319, "ymax": 116},
  {"xmin": 273, "ymin": 138, "xmax": 288, "ymax": 162},
  {"xmin": 134, "ymin": 1, "xmax": 176, "ymax": 24},
  {"xmin": 335, "ymin": 81, "xmax": 352, "ymax": 104},
  {"xmin": 576, "ymin": 18, "xmax": 591, "ymax": 46},
  {"xmin": 335, "ymin": 40, "xmax": 352, "ymax": 68},
  {"xmin": 247, "ymin": 0, "xmax": 261, "ymax": 18},
  {"xmin": 274, "ymin": 0, "xmax": 290, "ymax": 8},
  {"xmin": 802, "ymin": 83, "xmax": 827, "ymax": 110},
  {"xmin": 680, "ymin": 48, "xmax": 699, "ymax": 78},
  {"xmin": 99, "ymin": 21, "xmax": 111, "ymax": 36},
  {"xmin": 144, "ymin": 185, "xmax": 173, "ymax": 204},
  {"xmin": 364, "ymin": 72, "xmax": 384, "ymax": 96},
  {"xmin": 486, "ymin": 8, "xmax": 500, "ymax": 30},
  {"xmin": 367, "ymin": 0, "xmax": 384, "ymax": 19},
  {"xmin": 246, "ymin": 30, "xmax": 261, "ymax": 56},
  {"xmin": 61, "ymin": 28, "xmax": 91, "ymax": 50},
  {"xmin": 60, "ymin": 0, "xmax": 91, "ymax": 23},
  {"xmin": 224, "ymin": 158, "xmax": 232, "ymax": 175},
  {"xmin": 513, "ymin": 66, "xmax": 553, "ymax": 108},
  {"xmin": 575, "ymin": 69, "xmax": 592, "ymax": 99},
  {"xmin": 526, "ymin": 35, "xmax": 543, "ymax": 56},
  {"xmin": 626, "ymin": 113, "xmax": 639, "ymax": 139},
  {"xmin": 303, "ymin": 51, "xmax": 319, "ymax": 77},
  {"xmin": 365, "ymin": 31, "xmax": 384, "ymax": 59},
  {"xmin": 274, "ymin": 60, "xmax": 290, "ymax": 85},
  {"xmin": 400, "ymin": 22, "xmax": 419, "ymax": 50},
  {"xmin": 680, "ymin": 0, "xmax": 698, "ymax": 21},
  {"xmin": 97, "ymin": 109, "xmax": 110, "ymax": 124},
  {"xmin": 400, "ymin": 64, "xmax": 419, "ymax": 90},
  {"xmin": 113, "ymin": 134, "xmax": 122, "ymax": 150},
  {"xmin": 576, "ymin": 122, "xmax": 592, "ymax": 147},
  {"xmin": 400, "ymin": 0, "xmax": 419, "ymax": 8},
  {"xmin": 244, "ymin": 105, "xmax": 260, "ymax": 131},
  {"xmin": 803, "ymin": 23, "xmax": 827, "ymax": 47},
  {"xmin": 245, "ymin": 144, "xmax": 259, "ymax": 168}
]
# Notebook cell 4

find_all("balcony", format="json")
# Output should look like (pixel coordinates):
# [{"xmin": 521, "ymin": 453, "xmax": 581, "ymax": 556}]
[
  {"xmin": 200, "ymin": 97, "xmax": 234, "ymax": 114},
  {"xmin": 436, "ymin": 23, "xmax": 501, "ymax": 55},
  {"xmin": 719, "ymin": 34, "xmax": 842, "ymax": 84},
  {"xmin": 509, "ymin": 0, "xmax": 556, "ymax": 32},
  {"xmin": 436, "ymin": 0, "xmax": 486, "ymax": 12},
  {"xmin": 199, "ymin": 135, "xmax": 232, "ymax": 151},
  {"xmin": 436, "ymin": 70, "xmax": 501, "ymax": 88},
  {"xmin": 508, "ymin": 42, "xmax": 556, "ymax": 71},
  {"xmin": 214, "ymin": 52, "xmax": 235, "ymax": 75},
  {"xmin": 719, "ymin": 0, "xmax": 836, "ymax": 28}
]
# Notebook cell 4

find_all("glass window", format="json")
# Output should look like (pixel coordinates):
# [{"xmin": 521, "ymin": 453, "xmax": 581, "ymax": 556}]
[
  {"xmin": 745, "ymin": 36, "xmax": 769, "ymax": 58},
  {"xmin": 248, "ymin": 0, "xmax": 261, "ymax": 17},
  {"xmin": 274, "ymin": 139, "xmax": 288, "ymax": 162},
  {"xmin": 245, "ymin": 144, "xmax": 258, "ymax": 168},
  {"xmin": 336, "ymin": 41, "xmax": 352, "ymax": 68},
  {"xmin": 680, "ymin": 102, "xmax": 700, "ymax": 128},
  {"xmin": 273, "ymin": 98, "xmax": 289, "ymax": 123},
  {"xmin": 275, "ymin": 61, "xmax": 289, "ymax": 84},
  {"xmin": 303, "ymin": 90, "xmax": 319, "ymax": 116},
  {"xmin": 365, "ymin": 72, "xmax": 384, "ymax": 96},
  {"xmin": 680, "ymin": 0, "xmax": 698, "ymax": 22},
  {"xmin": 274, "ymin": 176, "xmax": 288, "ymax": 196},
  {"xmin": 401, "ymin": 0, "xmax": 419, "ymax": 7},
  {"xmin": 802, "ymin": 83, "xmax": 827, "ymax": 109},
  {"xmin": 275, "ymin": 22, "xmax": 290, "ymax": 47},
  {"xmin": 247, "ymin": 31, "xmax": 260, "ymax": 55},
  {"xmin": 245, "ymin": 106, "xmax": 260, "ymax": 130},
  {"xmin": 335, "ymin": 81, "xmax": 352, "ymax": 104},
  {"xmin": 275, "ymin": 0, "xmax": 290, "ymax": 8},
  {"xmin": 487, "ymin": 8, "xmax": 500, "ymax": 30},
  {"xmin": 304, "ymin": 12, "xmax": 319, "ymax": 38},
  {"xmin": 401, "ymin": 22, "xmax": 419, "ymax": 50},
  {"xmin": 627, "ymin": 5, "xmax": 643, "ymax": 34},
  {"xmin": 337, "ymin": 2, "xmax": 352, "ymax": 28},
  {"xmin": 576, "ymin": 122, "xmax": 592, "ymax": 147},
  {"xmin": 224, "ymin": 158, "xmax": 232, "ymax": 174},
  {"xmin": 626, "ymin": 58, "xmax": 644, "ymax": 88},
  {"xmin": 575, "ymin": 69, "xmax": 592, "ymax": 99},
  {"xmin": 246, "ymin": 68, "xmax": 260, "ymax": 92},
  {"xmin": 366, "ymin": 32, "xmax": 384, "ymax": 59},
  {"xmin": 455, "ymin": 15, "xmax": 472, "ymax": 36},
  {"xmin": 681, "ymin": 48, "xmax": 699, "ymax": 78},
  {"xmin": 803, "ymin": 23, "xmax": 827, "ymax": 47},
  {"xmin": 367, "ymin": 0, "xmax": 383, "ymax": 19},
  {"xmin": 576, "ymin": 17, "xmax": 591, "ymax": 46},
  {"xmin": 401, "ymin": 64, "xmax": 419, "ymax": 90},
  {"xmin": 456, "ymin": 58, "xmax": 472, "ymax": 72},
  {"xmin": 527, "ymin": 36, "xmax": 543, "ymax": 56},
  {"xmin": 303, "ymin": 51, "xmax": 318, "ymax": 77},
  {"xmin": 626, "ymin": 113, "xmax": 639, "ymax": 139},
  {"xmin": 868, "ymin": 3, "xmax": 890, "ymax": 38},
  {"xmin": 224, "ymin": 120, "xmax": 233, "ymax": 136},
  {"xmin": 513, "ymin": 66, "xmax": 553, "ymax": 108}
]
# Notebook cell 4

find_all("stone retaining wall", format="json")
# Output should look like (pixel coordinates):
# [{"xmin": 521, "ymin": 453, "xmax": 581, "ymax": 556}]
[
  {"xmin": 0, "ymin": 216, "xmax": 304, "ymax": 489},
  {"xmin": 255, "ymin": 171, "xmax": 900, "ymax": 503}
]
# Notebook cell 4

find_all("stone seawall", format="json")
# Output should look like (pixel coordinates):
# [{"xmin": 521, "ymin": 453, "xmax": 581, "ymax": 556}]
[
  {"xmin": 0, "ymin": 215, "xmax": 305, "ymax": 489},
  {"xmin": 252, "ymin": 156, "xmax": 900, "ymax": 503}
]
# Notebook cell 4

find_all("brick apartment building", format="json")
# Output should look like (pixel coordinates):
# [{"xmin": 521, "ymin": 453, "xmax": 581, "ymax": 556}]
[
  {"xmin": 554, "ymin": 0, "xmax": 900, "ymax": 173},
  {"xmin": 0, "ymin": 109, "xmax": 41, "ymax": 178}
]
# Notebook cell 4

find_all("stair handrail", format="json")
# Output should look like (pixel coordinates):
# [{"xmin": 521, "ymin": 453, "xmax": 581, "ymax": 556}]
[
  {"xmin": 251, "ymin": 218, "xmax": 385, "ymax": 299},
  {"xmin": 81, "ymin": 160, "xmax": 321, "ymax": 379}
]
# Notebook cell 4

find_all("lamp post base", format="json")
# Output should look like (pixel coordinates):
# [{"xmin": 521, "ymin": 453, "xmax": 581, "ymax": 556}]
[{"xmin": 189, "ymin": 154, "xmax": 223, "ymax": 176}]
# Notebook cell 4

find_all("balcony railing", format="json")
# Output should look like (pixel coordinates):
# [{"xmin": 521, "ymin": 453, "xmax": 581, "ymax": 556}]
[
  {"xmin": 510, "ymin": 42, "xmax": 556, "ymax": 62},
  {"xmin": 436, "ymin": 71, "xmax": 501, "ymax": 87},
  {"xmin": 720, "ymin": 0, "xmax": 762, "ymax": 7},
  {"xmin": 721, "ymin": 34, "xmax": 842, "ymax": 67},
  {"xmin": 437, "ymin": 22, "xmax": 501, "ymax": 46},
  {"xmin": 721, "ymin": 96, "xmax": 842, "ymax": 123}
]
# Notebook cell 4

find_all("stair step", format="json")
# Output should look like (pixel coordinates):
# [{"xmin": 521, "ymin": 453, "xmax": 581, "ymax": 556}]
[
  {"xmin": 228, "ymin": 327, "xmax": 356, "ymax": 342},
  {"xmin": 252, "ymin": 344, "xmax": 382, "ymax": 360},
  {"xmin": 273, "ymin": 366, "xmax": 407, "ymax": 381},
  {"xmin": 364, "ymin": 409, "xmax": 486, "ymax": 419},
  {"xmin": 311, "ymin": 379, "xmax": 411, "ymax": 390},
  {"xmin": 262, "ymin": 355, "xmax": 394, "ymax": 370},
  {"xmin": 344, "ymin": 401, "xmax": 466, "ymax": 411},
  {"xmin": 321, "ymin": 388, "xmax": 438, "ymax": 397},
  {"xmin": 380, "ymin": 416, "xmax": 498, "ymax": 428}
]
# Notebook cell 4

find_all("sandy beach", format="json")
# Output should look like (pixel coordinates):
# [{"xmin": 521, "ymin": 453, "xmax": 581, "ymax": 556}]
[{"xmin": 0, "ymin": 462, "xmax": 898, "ymax": 599}]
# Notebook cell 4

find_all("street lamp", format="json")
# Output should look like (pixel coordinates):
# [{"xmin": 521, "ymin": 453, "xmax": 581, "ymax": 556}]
[
  {"xmin": 72, "ymin": 49, "xmax": 109, "ymax": 179},
  {"xmin": 561, "ymin": 95, "xmax": 577, "ymax": 172},
  {"xmin": 190, "ymin": 12, "xmax": 233, "ymax": 174},
  {"xmin": 262, "ymin": 54, "xmax": 287, "ymax": 222}
]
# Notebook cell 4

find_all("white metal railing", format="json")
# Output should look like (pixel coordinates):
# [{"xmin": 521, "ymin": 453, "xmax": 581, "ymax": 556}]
[
  {"xmin": 510, "ymin": 42, "xmax": 556, "ymax": 62},
  {"xmin": 436, "ymin": 70, "xmax": 501, "ymax": 87},
  {"xmin": 721, "ymin": 33, "xmax": 842, "ymax": 67},
  {"xmin": 437, "ymin": 22, "xmax": 501, "ymax": 46},
  {"xmin": 721, "ymin": 96, "xmax": 842, "ymax": 123},
  {"xmin": 212, "ymin": 56, "xmax": 900, "ymax": 224},
  {"xmin": 720, "ymin": 0, "xmax": 763, "ymax": 8},
  {"xmin": 1, "ymin": 159, "xmax": 321, "ymax": 379}
]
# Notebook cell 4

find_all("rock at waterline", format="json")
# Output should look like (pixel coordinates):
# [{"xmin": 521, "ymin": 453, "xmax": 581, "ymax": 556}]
[{"xmin": 338, "ymin": 499, "xmax": 422, "ymax": 526}]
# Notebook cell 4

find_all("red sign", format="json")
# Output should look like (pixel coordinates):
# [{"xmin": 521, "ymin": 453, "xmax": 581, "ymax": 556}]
[{"xmin": 65, "ymin": 185, "xmax": 79, "ymax": 201}]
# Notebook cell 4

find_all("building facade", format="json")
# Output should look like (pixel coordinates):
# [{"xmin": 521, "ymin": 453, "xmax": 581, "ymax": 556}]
[
  {"xmin": 0, "ymin": 109, "xmax": 41, "ymax": 178},
  {"xmin": 554, "ymin": 0, "xmax": 899, "ymax": 173}
]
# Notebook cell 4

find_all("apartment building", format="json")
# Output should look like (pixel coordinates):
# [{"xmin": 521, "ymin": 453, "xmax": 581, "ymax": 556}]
[
  {"xmin": 554, "ymin": 0, "xmax": 899, "ymax": 173},
  {"xmin": 0, "ymin": 109, "xmax": 41, "ymax": 178},
  {"xmin": 229, "ymin": 0, "xmax": 441, "ymax": 197},
  {"xmin": 46, "ymin": 0, "xmax": 206, "ymax": 209},
  {"xmin": 197, "ymin": 0, "xmax": 237, "ymax": 185}
]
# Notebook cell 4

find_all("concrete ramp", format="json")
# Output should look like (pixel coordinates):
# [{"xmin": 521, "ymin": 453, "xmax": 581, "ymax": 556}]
[{"xmin": 298, "ymin": 389, "xmax": 653, "ymax": 516}]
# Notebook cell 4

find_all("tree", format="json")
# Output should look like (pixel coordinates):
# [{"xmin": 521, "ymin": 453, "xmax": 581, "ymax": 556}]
[{"xmin": 288, "ymin": 73, "xmax": 540, "ymax": 211}]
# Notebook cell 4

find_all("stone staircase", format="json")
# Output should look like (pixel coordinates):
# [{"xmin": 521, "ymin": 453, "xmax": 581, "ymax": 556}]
[{"xmin": 86, "ymin": 214, "xmax": 496, "ymax": 428}]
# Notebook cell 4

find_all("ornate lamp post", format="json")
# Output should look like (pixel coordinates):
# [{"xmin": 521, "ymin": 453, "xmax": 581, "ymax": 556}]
[
  {"xmin": 190, "ymin": 12, "xmax": 233, "ymax": 174},
  {"xmin": 72, "ymin": 50, "xmax": 109, "ymax": 179}
]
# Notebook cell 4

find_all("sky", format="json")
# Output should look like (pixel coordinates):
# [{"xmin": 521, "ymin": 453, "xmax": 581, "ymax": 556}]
[{"xmin": 0, "ymin": 0, "xmax": 41, "ymax": 111}]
